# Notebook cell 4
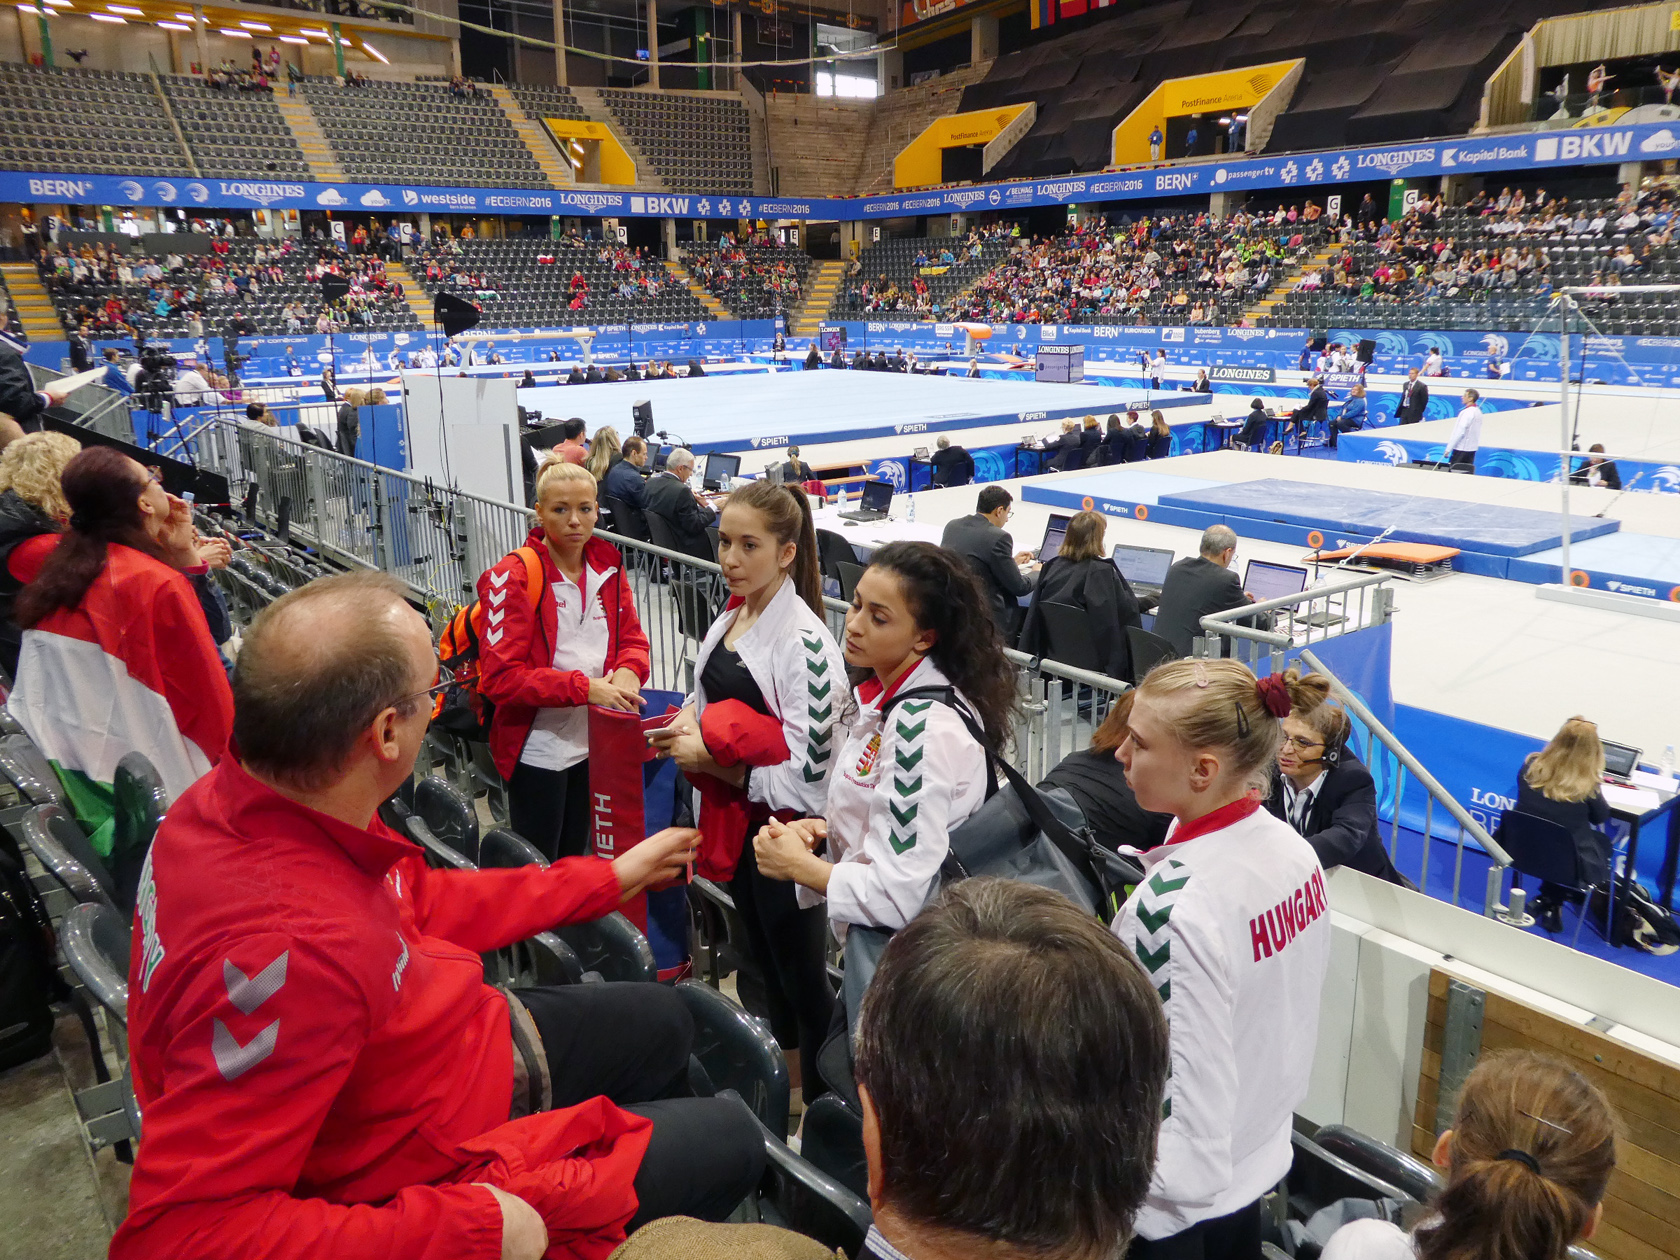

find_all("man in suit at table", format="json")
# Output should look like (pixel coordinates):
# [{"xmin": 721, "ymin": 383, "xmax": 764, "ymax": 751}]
[
  {"xmin": 941, "ymin": 485, "xmax": 1035, "ymax": 641},
  {"xmin": 1569, "ymin": 443, "xmax": 1623, "ymax": 490},
  {"xmin": 929, "ymin": 435, "xmax": 973, "ymax": 487},
  {"xmin": 1397, "ymin": 368, "xmax": 1429, "ymax": 424},
  {"xmin": 1287, "ymin": 377, "xmax": 1328, "ymax": 446},
  {"xmin": 643, "ymin": 447, "xmax": 718, "ymax": 563},
  {"xmin": 1152, "ymin": 524, "xmax": 1268, "ymax": 657}
]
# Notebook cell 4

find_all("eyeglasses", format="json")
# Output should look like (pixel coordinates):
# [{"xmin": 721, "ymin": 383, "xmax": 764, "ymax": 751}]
[
  {"xmin": 1282, "ymin": 734, "xmax": 1324, "ymax": 751},
  {"xmin": 144, "ymin": 465, "xmax": 163, "ymax": 485},
  {"xmin": 396, "ymin": 665, "xmax": 453, "ymax": 708}
]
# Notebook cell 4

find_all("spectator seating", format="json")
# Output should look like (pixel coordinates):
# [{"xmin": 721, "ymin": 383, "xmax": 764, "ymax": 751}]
[
  {"xmin": 161, "ymin": 76, "xmax": 310, "ymax": 179},
  {"xmin": 596, "ymin": 90, "xmax": 753, "ymax": 194},
  {"xmin": 1264, "ymin": 195, "xmax": 1680, "ymax": 334},
  {"xmin": 683, "ymin": 238, "xmax": 811, "ymax": 318},
  {"xmin": 832, "ymin": 229, "xmax": 1014, "ymax": 318},
  {"xmin": 413, "ymin": 237, "xmax": 706, "ymax": 326},
  {"xmin": 956, "ymin": 0, "xmax": 1633, "ymax": 176},
  {"xmin": 39, "ymin": 238, "xmax": 420, "ymax": 341},
  {"xmin": 507, "ymin": 82, "xmax": 592, "ymax": 124},
  {"xmin": 939, "ymin": 213, "xmax": 1313, "ymax": 327},
  {"xmin": 0, "ymin": 63, "xmax": 192, "ymax": 176},
  {"xmin": 301, "ymin": 77, "xmax": 550, "ymax": 188}
]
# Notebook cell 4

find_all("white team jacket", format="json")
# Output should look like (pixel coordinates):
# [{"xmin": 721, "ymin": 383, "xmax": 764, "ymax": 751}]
[
  {"xmin": 1113, "ymin": 798, "xmax": 1331, "ymax": 1241},
  {"xmin": 690, "ymin": 578, "xmax": 849, "ymax": 818},
  {"xmin": 815, "ymin": 657, "xmax": 989, "ymax": 929}
]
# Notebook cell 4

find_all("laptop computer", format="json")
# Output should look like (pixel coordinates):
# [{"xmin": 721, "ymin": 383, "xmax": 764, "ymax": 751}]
[
  {"xmin": 1038, "ymin": 514, "xmax": 1072, "ymax": 563},
  {"xmin": 1245, "ymin": 559, "xmax": 1309, "ymax": 603},
  {"xmin": 1602, "ymin": 740, "xmax": 1641, "ymax": 785},
  {"xmin": 839, "ymin": 479, "xmax": 894, "ymax": 522},
  {"xmin": 1111, "ymin": 544, "xmax": 1174, "ymax": 594},
  {"xmin": 702, "ymin": 451, "xmax": 741, "ymax": 492}
]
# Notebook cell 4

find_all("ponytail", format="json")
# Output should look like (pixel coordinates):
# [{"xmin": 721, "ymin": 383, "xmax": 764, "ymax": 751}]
[{"xmin": 1417, "ymin": 1051, "xmax": 1616, "ymax": 1260}]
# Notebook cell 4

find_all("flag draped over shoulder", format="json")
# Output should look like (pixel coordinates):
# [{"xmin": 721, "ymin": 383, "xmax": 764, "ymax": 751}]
[{"xmin": 7, "ymin": 544, "xmax": 232, "ymax": 855}]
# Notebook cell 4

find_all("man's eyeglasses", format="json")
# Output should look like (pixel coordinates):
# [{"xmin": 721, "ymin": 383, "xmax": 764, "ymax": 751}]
[{"xmin": 396, "ymin": 665, "xmax": 453, "ymax": 708}]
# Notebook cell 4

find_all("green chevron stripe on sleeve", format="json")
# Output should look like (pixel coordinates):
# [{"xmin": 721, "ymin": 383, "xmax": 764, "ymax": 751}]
[
  {"xmin": 899, "ymin": 699, "xmax": 933, "ymax": 714},
  {"xmin": 1136, "ymin": 901, "xmax": 1173, "ymax": 934},
  {"xmin": 1135, "ymin": 938, "xmax": 1169, "ymax": 974},
  {"xmin": 803, "ymin": 765, "xmax": 825, "ymax": 783},
  {"xmin": 888, "ymin": 830, "xmax": 916, "ymax": 855},
  {"xmin": 809, "ymin": 744, "xmax": 833, "ymax": 764},
  {"xmin": 808, "ymin": 679, "xmax": 832, "ymax": 701},
  {"xmin": 890, "ymin": 800, "xmax": 917, "ymax": 826},
  {"xmin": 893, "ymin": 775, "xmax": 922, "ymax": 797},
  {"xmin": 809, "ymin": 703, "xmax": 832, "ymax": 723},
  {"xmin": 895, "ymin": 718, "xmax": 926, "ymax": 742},
  {"xmin": 895, "ymin": 745, "xmax": 924, "ymax": 772},
  {"xmin": 1156, "ymin": 980, "xmax": 1170, "ymax": 1004},
  {"xmin": 1149, "ymin": 869, "xmax": 1191, "ymax": 896}
]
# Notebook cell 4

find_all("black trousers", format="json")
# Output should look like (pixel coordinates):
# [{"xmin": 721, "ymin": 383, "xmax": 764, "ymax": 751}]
[
  {"xmin": 1448, "ymin": 447, "xmax": 1476, "ymax": 470},
  {"xmin": 513, "ymin": 982, "xmax": 764, "ymax": 1228},
  {"xmin": 1126, "ymin": 1199, "xmax": 1262, "ymax": 1260},
  {"xmin": 728, "ymin": 837, "xmax": 836, "ymax": 1097},
  {"xmin": 509, "ymin": 759, "xmax": 593, "ymax": 861}
]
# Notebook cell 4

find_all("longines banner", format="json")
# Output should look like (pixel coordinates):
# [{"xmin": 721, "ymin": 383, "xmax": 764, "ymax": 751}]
[{"xmin": 2, "ymin": 116, "xmax": 1674, "ymax": 217}]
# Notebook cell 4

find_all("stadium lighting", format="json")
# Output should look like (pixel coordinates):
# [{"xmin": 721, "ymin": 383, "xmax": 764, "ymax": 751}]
[
  {"xmin": 219, "ymin": 26, "xmax": 251, "ymax": 35},
  {"xmin": 159, "ymin": 20, "xmax": 192, "ymax": 30},
  {"xmin": 278, "ymin": 34, "xmax": 306, "ymax": 43},
  {"xmin": 42, "ymin": 0, "xmax": 72, "ymax": 7},
  {"xmin": 239, "ymin": 19, "xmax": 269, "ymax": 29},
  {"xmin": 17, "ymin": 5, "xmax": 46, "ymax": 15},
  {"xmin": 173, "ymin": 10, "xmax": 195, "ymax": 18},
  {"xmin": 88, "ymin": 11, "xmax": 125, "ymax": 20},
  {"xmin": 362, "ymin": 39, "xmax": 388, "ymax": 62},
  {"xmin": 107, "ymin": 3, "xmax": 142, "ymax": 11}
]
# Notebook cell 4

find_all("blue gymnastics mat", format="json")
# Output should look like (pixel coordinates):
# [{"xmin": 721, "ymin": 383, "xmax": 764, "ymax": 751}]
[
  {"xmin": 1506, "ymin": 532, "xmax": 1680, "ymax": 601},
  {"xmin": 1022, "ymin": 470, "xmax": 1232, "ymax": 518},
  {"xmin": 1155, "ymin": 478, "xmax": 1621, "ymax": 558},
  {"xmin": 518, "ymin": 370, "xmax": 1198, "ymax": 454}
]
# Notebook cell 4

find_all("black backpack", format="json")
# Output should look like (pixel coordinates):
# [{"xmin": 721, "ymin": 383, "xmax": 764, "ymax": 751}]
[{"xmin": 0, "ymin": 840, "xmax": 57, "ymax": 1070}]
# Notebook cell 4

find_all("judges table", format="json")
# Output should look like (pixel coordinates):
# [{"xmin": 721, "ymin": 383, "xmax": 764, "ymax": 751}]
[
  {"xmin": 1603, "ymin": 771, "xmax": 1680, "ymax": 919},
  {"xmin": 811, "ymin": 505, "xmax": 1046, "ymax": 604}
]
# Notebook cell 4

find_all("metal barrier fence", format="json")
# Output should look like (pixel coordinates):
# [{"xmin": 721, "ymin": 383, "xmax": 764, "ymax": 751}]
[{"xmin": 1196, "ymin": 578, "xmax": 1515, "ymax": 917}]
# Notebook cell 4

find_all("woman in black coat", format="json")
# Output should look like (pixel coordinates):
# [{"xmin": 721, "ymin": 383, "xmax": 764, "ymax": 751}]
[
  {"xmin": 1017, "ymin": 509, "xmax": 1142, "ymax": 681},
  {"xmin": 1513, "ymin": 717, "xmax": 1613, "ymax": 931},
  {"xmin": 1039, "ymin": 689, "xmax": 1172, "ymax": 854},
  {"xmin": 1238, "ymin": 397, "xmax": 1271, "ymax": 448}
]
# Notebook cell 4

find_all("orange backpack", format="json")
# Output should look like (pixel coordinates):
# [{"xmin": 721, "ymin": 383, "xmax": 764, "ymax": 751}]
[{"xmin": 432, "ymin": 545, "xmax": 545, "ymax": 738}]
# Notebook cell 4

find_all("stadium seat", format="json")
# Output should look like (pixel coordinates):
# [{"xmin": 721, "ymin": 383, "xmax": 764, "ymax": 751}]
[
  {"xmin": 749, "ymin": 1104, "xmax": 873, "ymax": 1257},
  {"xmin": 59, "ymin": 901, "xmax": 141, "ymax": 1155},
  {"xmin": 21, "ymin": 804, "xmax": 117, "ymax": 913},
  {"xmin": 414, "ymin": 774, "xmax": 481, "ymax": 866},
  {"xmin": 1125, "ymin": 627, "xmax": 1180, "ymax": 684},
  {"xmin": 677, "ymin": 980, "xmax": 791, "ymax": 1139},
  {"xmin": 798, "ymin": 1093, "xmax": 868, "ymax": 1200},
  {"xmin": 556, "ymin": 912, "xmax": 657, "ymax": 984}
]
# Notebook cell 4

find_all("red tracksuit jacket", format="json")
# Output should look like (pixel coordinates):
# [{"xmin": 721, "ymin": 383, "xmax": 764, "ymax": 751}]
[
  {"xmin": 114, "ymin": 755, "xmax": 651, "ymax": 1260},
  {"xmin": 478, "ymin": 530, "xmax": 651, "ymax": 780}
]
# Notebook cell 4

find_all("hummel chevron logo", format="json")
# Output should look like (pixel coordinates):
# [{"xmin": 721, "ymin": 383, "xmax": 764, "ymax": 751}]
[
  {"xmin": 809, "ymin": 704, "xmax": 832, "ymax": 723},
  {"xmin": 224, "ymin": 952, "xmax": 288, "ymax": 1014},
  {"xmin": 888, "ymin": 830, "xmax": 916, "ymax": 855},
  {"xmin": 487, "ymin": 609, "xmax": 505, "ymax": 627},
  {"xmin": 486, "ymin": 628, "xmax": 504, "ymax": 645},
  {"xmin": 803, "ymin": 765, "xmax": 825, "ymax": 782},
  {"xmin": 894, "ymin": 776, "xmax": 922, "ymax": 797},
  {"xmin": 801, "ymin": 636, "xmax": 821, "ymax": 652},
  {"xmin": 808, "ymin": 680, "xmax": 831, "ymax": 701},
  {"xmin": 895, "ymin": 746, "xmax": 923, "ymax": 771},
  {"xmin": 896, "ymin": 719, "xmax": 926, "ymax": 742},
  {"xmin": 1135, "ymin": 939, "xmax": 1169, "ymax": 973},
  {"xmin": 1136, "ymin": 902, "xmax": 1173, "ymax": 934},
  {"xmin": 1149, "ymin": 870, "xmax": 1190, "ymax": 896},
  {"xmin": 900, "ymin": 699, "xmax": 933, "ymax": 714},
  {"xmin": 809, "ymin": 745, "xmax": 832, "ymax": 764},
  {"xmin": 212, "ymin": 1018, "xmax": 279, "ymax": 1080},
  {"xmin": 890, "ymin": 800, "xmax": 917, "ymax": 826},
  {"xmin": 489, "ymin": 570, "xmax": 510, "ymax": 588},
  {"xmin": 807, "ymin": 658, "xmax": 828, "ymax": 677},
  {"xmin": 488, "ymin": 589, "xmax": 507, "ymax": 607}
]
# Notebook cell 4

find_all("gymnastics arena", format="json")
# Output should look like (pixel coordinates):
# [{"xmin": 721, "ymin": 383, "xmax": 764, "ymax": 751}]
[{"xmin": 3, "ymin": 0, "xmax": 1680, "ymax": 1255}]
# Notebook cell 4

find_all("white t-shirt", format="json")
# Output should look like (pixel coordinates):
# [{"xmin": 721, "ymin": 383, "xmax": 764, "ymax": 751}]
[{"xmin": 1321, "ymin": 1218, "xmax": 1417, "ymax": 1260}]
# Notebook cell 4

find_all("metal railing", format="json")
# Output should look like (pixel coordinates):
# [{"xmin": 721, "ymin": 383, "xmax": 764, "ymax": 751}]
[
  {"xmin": 130, "ymin": 407, "xmax": 1130, "ymax": 775},
  {"xmin": 1196, "ymin": 579, "xmax": 1515, "ymax": 917}
]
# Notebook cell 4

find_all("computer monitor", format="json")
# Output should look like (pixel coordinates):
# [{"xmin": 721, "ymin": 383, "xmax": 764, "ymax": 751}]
[
  {"xmin": 1111, "ymin": 544, "xmax": 1174, "ymax": 590},
  {"xmin": 1038, "ymin": 514, "xmax": 1072, "ymax": 563},
  {"xmin": 703, "ymin": 451, "xmax": 741, "ymax": 489},
  {"xmin": 1602, "ymin": 740, "xmax": 1641, "ymax": 781},
  {"xmin": 652, "ymin": 444, "xmax": 670, "ymax": 472},
  {"xmin": 858, "ymin": 479, "xmax": 894, "ymax": 515},
  {"xmin": 1245, "ymin": 559, "xmax": 1308, "ymax": 603}
]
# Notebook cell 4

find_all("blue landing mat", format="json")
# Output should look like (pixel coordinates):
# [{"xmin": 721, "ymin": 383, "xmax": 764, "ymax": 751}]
[
  {"xmin": 1506, "ymin": 532, "xmax": 1680, "ymax": 601},
  {"xmin": 1021, "ymin": 470, "xmax": 1231, "ymax": 519},
  {"xmin": 1156, "ymin": 478, "xmax": 1621, "ymax": 558},
  {"xmin": 518, "ymin": 371, "xmax": 1200, "ymax": 455}
]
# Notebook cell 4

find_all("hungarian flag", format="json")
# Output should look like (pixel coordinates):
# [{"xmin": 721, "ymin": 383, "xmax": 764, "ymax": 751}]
[{"xmin": 7, "ymin": 545, "xmax": 232, "ymax": 856}]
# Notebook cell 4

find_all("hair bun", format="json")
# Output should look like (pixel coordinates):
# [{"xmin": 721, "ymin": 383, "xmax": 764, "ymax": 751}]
[{"xmin": 1255, "ymin": 673, "xmax": 1292, "ymax": 718}]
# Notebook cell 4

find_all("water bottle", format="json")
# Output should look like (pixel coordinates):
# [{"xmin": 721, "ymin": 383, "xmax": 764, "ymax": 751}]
[
  {"xmin": 1663, "ymin": 744, "xmax": 1676, "ymax": 779},
  {"xmin": 907, "ymin": 490, "xmax": 916, "ymax": 523}
]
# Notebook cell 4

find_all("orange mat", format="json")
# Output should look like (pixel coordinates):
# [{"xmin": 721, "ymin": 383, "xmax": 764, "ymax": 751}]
[{"xmin": 1308, "ymin": 543, "xmax": 1461, "ymax": 563}]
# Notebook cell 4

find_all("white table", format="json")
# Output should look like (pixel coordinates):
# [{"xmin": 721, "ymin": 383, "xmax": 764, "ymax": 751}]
[{"xmin": 1602, "ymin": 771, "xmax": 1680, "ymax": 918}]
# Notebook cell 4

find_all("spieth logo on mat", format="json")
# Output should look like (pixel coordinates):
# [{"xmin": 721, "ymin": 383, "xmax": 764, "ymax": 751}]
[
  {"xmin": 1606, "ymin": 580, "xmax": 1659, "ymax": 597},
  {"xmin": 894, "ymin": 422, "xmax": 929, "ymax": 434},
  {"xmin": 750, "ymin": 436, "xmax": 790, "ymax": 449}
]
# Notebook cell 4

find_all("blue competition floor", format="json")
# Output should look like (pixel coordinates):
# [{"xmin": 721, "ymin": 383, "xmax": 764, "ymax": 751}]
[
  {"xmin": 1507, "ymin": 531, "xmax": 1680, "ymax": 597},
  {"xmin": 518, "ymin": 371, "xmax": 1184, "ymax": 453},
  {"xmin": 1023, "ymin": 469, "xmax": 1231, "ymax": 517}
]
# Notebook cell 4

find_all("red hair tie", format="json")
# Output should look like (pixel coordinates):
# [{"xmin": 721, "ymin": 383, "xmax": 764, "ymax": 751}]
[{"xmin": 1255, "ymin": 674, "xmax": 1292, "ymax": 718}]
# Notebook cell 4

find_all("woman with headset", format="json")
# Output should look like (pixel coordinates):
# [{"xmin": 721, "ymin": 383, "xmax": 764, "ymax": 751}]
[{"xmin": 1264, "ymin": 668, "xmax": 1412, "ymax": 886}]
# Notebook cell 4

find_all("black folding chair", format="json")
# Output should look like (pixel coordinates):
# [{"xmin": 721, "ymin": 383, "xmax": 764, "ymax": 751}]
[
  {"xmin": 1125, "ymin": 626, "xmax": 1180, "ymax": 683},
  {"xmin": 415, "ymin": 774, "xmax": 480, "ymax": 866},
  {"xmin": 677, "ymin": 980, "xmax": 791, "ymax": 1139},
  {"xmin": 1496, "ymin": 810, "xmax": 1603, "ymax": 943}
]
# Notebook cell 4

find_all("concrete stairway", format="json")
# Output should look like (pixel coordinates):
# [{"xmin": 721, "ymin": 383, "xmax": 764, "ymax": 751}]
[
  {"xmin": 668, "ymin": 258, "xmax": 730, "ymax": 319},
  {"xmin": 852, "ymin": 64, "xmax": 993, "ymax": 195},
  {"xmin": 275, "ymin": 96, "xmax": 345, "ymax": 182},
  {"xmin": 1243, "ymin": 244, "xmax": 1336, "ymax": 324},
  {"xmin": 386, "ymin": 260, "xmax": 435, "ymax": 328},
  {"xmin": 790, "ymin": 260, "xmax": 844, "ymax": 337},
  {"xmin": 487, "ymin": 84, "xmax": 574, "ymax": 188},
  {"xmin": 765, "ymin": 96, "xmax": 873, "ymax": 197},
  {"xmin": 568, "ymin": 86, "xmax": 668, "ymax": 191},
  {"xmin": 1, "ymin": 263, "xmax": 64, "ymax": 343}
]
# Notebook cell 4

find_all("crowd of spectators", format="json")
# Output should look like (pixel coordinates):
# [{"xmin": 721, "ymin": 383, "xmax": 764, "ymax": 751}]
[
  {"xmin": 685, "ymin": 233, "xmax": 805, "ymax": 315},
  {"xmin": 204, "ymin": 46, "xmax": 285, "ymax": 92},
  {"xmin": 839, "ymin": 223, "xmax": 1012, "ymax": 316},
  {"xmin": 945, "ymin": 212, "xmax": 1302, "ymax": 324}
]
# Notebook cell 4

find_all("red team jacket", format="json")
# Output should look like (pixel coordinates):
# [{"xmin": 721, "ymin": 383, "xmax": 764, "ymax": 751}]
[
  {"xmin": 477, "ymin": 530, "xmax": 651, "ymax": 780},
  {"xmin": 114, "ymin": 755, "xmax": 651, "ymax": 1260}
]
